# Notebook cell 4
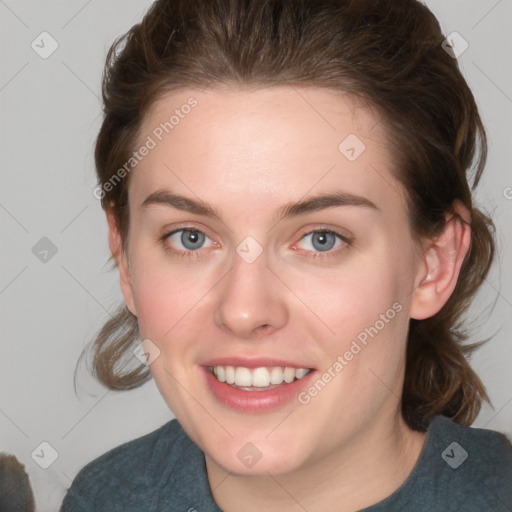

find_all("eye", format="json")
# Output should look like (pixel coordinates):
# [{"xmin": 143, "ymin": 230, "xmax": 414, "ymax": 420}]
[
  {"xmin": 294, "ymin": 229, "xmax": 350, "ymax": 256},
  {"xmin": 162, "ymin": 228, "xmax": 216, "ymax": 255},
  {"xmin": 160, "ymin": 227, "xmax": 350, "ymax": 260}
]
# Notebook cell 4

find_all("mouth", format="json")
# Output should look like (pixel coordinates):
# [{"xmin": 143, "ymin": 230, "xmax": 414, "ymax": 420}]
[
  {"xmin": 202, "ymin": 363, "xmax": 317, "ymax": 412},
  {"xmin": 207, "ymin": 365, "xmax": 312, "ymax": 391}
]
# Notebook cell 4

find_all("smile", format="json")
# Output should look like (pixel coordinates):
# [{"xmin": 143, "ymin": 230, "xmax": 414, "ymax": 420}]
[
  {"xmin": 209, "ymin": 365, "xmax": 311, "ymax": 390},
  {"xmin": 202, "ymin": 357, "xmax": 318, "ymax": 411}
]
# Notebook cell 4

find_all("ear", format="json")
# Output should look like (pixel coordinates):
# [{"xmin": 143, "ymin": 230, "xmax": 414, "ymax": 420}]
[
  {"xmin": 409, "ymin": 200, "xmax": 471, "ymax": 320},
  {"xmin": 106, "ymin": 209, "xmax": 137, "ymax": 317}
]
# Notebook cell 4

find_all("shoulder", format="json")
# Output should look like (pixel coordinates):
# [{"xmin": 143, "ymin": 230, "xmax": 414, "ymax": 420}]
[
  {"xmin": 423, "ymin": 415, "xmax": 512, "ymax": 509},
  {"xmin": 430, "ymin": 415, "xmax": 512, "ymax": 469},
  {"xmin": 60, "ymin": 418, "xmax": 203, "ymax": 509},
  {"xmin": 367, "ymin": 416, "xmax": 512, "ymax": 512},
  {"xmin": 72, "ymin": 419, "xmax": 188, "ymax": 490}
]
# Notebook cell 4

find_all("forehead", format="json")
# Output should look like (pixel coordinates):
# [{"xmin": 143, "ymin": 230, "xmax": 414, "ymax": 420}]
[{"xmin": 130, "ymin": 85, "xmax": 408, "ymax": 221}]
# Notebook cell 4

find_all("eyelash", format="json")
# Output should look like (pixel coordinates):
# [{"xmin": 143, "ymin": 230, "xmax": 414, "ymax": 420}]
[
  {"xmin": 159, "ymin": 227, "xmax": 352, "ymax": 261},
  {"xmin": 294, "ymin": 229, "xmax": 352, "ymax": 259}
]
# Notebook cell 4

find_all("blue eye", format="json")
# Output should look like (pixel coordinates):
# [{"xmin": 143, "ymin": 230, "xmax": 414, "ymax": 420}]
[
  {"xmin": 297, "ymin": 230, "xmax": 349, "ymax": 255},
  {"xmin": 165, "ymin": 228, "xmax": 215, "ymax": 253},
  {"xmin": 161, "ymin": 227, "xmax": 350, "ymax": 261},
  {"xmin": 302, "ymin": 231, "xmax": 337, "ymax": 251}
]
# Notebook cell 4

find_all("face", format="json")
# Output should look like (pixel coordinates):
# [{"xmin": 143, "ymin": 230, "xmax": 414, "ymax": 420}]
[{"xmin": 116, "ymin": 85, "xmax": 426, "ymax": 475}]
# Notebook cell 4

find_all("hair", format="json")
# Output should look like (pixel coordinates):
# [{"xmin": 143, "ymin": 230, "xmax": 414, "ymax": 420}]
[
  {"xmin": 77, "ymin": 0, "xmax": 496, "ymax": 431},
  {"xmin": 0, "ymin": 453, "xmax": 35, "ymax": 512}
]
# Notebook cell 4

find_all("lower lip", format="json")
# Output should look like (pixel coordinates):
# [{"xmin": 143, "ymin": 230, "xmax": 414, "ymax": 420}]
[{"xmin": 202, "ymin": 367, "xmax": 317, "ymax": 412}]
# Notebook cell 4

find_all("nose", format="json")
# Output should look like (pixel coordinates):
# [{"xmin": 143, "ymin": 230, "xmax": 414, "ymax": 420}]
[{"xmin": 213, "ymin": 248, "xmax": 288, "ymax": 339}]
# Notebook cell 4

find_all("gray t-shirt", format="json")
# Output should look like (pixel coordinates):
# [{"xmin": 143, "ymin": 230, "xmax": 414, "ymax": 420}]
[{"xmin": 60, "ymin": 415, "xmax": 512, "ymax": 511}]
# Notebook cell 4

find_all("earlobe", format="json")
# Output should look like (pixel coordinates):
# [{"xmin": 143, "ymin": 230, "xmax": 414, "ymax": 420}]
[
  {"xmin": 106, "ymin": 209, "xmax": 137, "ymax": 317},
  {"xmin": 410, "ymin": 204, "xmax": 471, "ymax": 320}
]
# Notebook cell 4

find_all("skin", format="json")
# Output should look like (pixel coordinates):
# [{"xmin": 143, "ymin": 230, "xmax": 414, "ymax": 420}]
[{"xmin": 107, "ymin": 84, "xmax": 471, "ymax": 512}]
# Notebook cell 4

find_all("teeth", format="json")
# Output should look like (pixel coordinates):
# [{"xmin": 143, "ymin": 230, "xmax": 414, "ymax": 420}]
[
  {"xmin": 252, "ymin": 367, "xmax": 270, "ymax": 387},
  {"xmin": 269, "ymin": 367, "xmax": 283, "ymax": 384},
  {"xmin": 226, "ymin": 366, "xmax": 235, "ymax": 384},
  {"xmin": 283, "ymin": 367, "xmax": 296, "ymax": 383},
  {"xmin": 235, "ymin": 367, "xmax": 252, "ymax": 386},
  {"xmin": 295, "ymin": 368, "xmax": 309, "ymax": 379},
  {"xmin": 216, "ymin": 366, "xmax": 225, "ymax": 382},
  {"xmin": 210, "ymin": 365, "xmax": 311, "ymax": 388}
]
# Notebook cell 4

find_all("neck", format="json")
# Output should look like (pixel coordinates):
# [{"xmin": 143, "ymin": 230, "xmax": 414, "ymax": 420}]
[{"xmin": 205, "ymin": 411, "xmax": 427, "ymax": 512}]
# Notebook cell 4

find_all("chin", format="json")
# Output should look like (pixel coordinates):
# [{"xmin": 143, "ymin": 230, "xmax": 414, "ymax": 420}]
[{"xmin": 203, "ymin": 432, "xmax": 307, "ymax": 476}]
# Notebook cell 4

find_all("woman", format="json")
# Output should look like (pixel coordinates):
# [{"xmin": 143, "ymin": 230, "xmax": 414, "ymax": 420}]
[{"xmin": 60, "ymin": 0, "xmax": 512, "ymax": 510}]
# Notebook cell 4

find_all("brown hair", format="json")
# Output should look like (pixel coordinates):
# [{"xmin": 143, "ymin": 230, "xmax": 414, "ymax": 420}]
[
  {"xmin": 78, "ymin": 0, "xmax": 496, "ymax": 431},
  {"xmin": 0, "ymin": 453, "xmax": 35, "ymax": 511}
]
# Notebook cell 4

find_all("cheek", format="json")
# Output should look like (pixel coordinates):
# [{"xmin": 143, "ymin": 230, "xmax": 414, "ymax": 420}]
[
  {"xmin": 128, "ymin": 248, "xmax": 210, "ymax": 341},
  {"xmin": 291, "ymin": 250, "xmax": 410, "ymax": 374},
  {"xmin": 296, "ymin": 259, "xmax": 401, "ymax": 332}
]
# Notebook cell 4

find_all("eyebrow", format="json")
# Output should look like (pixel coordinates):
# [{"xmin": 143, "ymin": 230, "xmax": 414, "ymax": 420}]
[{"xmin": 140, "ymin": 189, "xmax": 379, "ymax": 221}]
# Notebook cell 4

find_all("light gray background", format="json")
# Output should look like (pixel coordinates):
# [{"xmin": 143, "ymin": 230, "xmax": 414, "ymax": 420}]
[{"xmin": 0, "ymin": 1, "xmax": 511, "ymax": 510}]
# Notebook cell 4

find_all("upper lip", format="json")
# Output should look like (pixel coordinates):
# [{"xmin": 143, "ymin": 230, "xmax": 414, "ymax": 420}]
[{"xmin": 201, "ymin": 357, "xmax": 314, "ymax": 369}]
